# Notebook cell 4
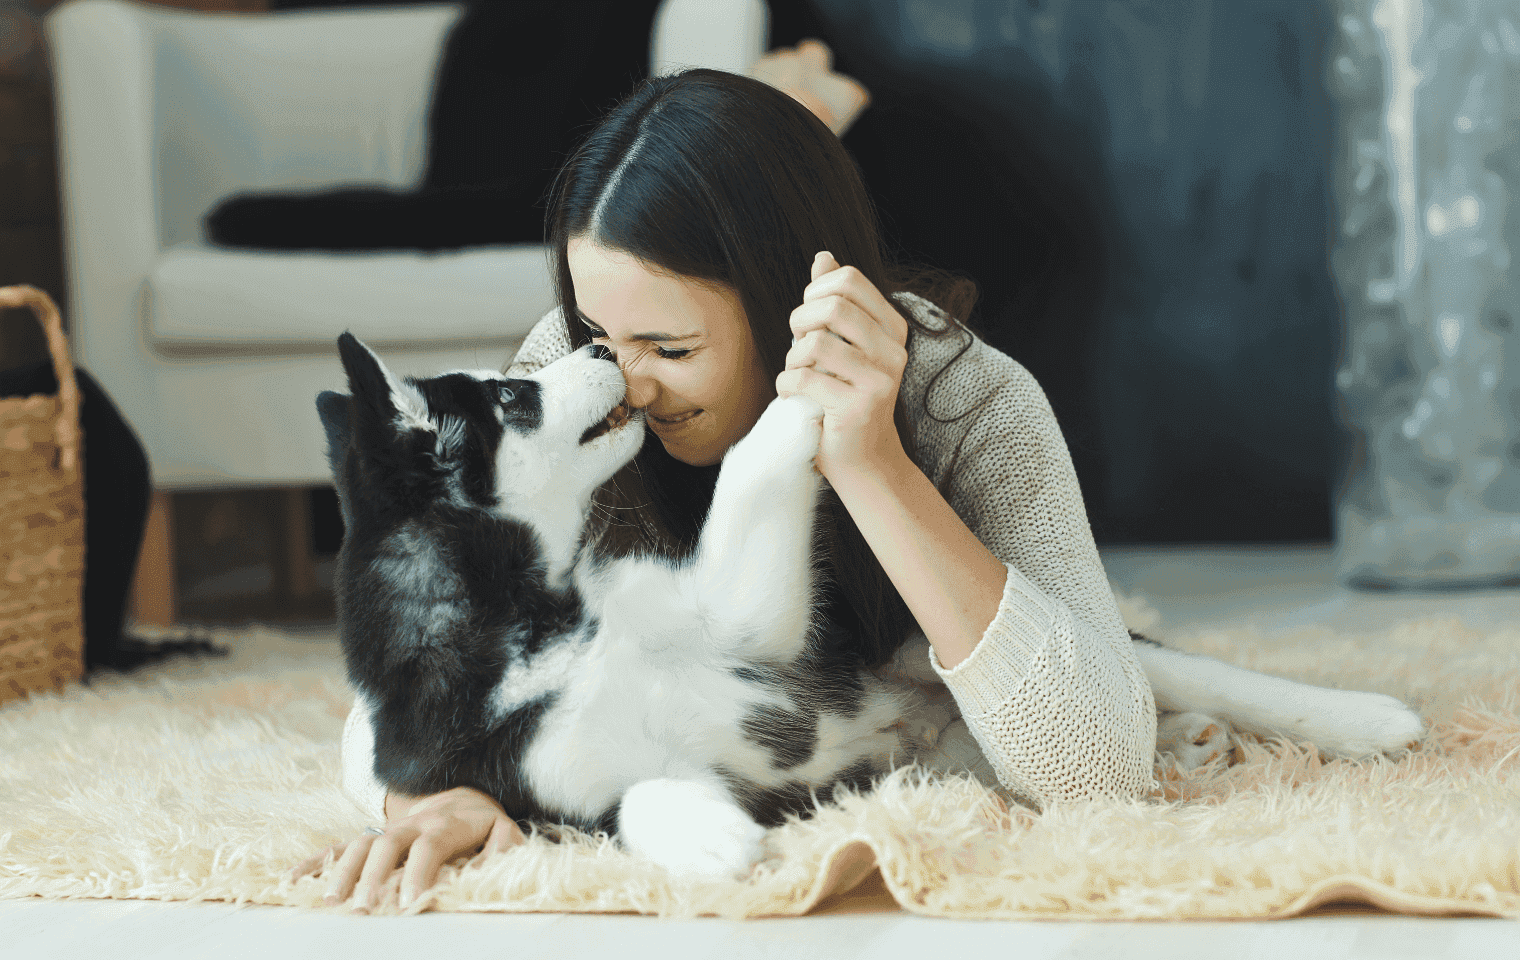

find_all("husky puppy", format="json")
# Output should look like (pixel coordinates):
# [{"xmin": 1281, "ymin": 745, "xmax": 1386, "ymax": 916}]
[
  {"xmin": 318, "ymin": 333, "xmax": 1425, "ymax": 879},
  {"xmin": 318, "ymin": 334, "xmax": 916, "ymax": 879}
]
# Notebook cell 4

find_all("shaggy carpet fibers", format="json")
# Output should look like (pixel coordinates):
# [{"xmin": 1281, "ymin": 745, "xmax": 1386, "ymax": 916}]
[{"xmin": 1, "ymin": 596, "xmax": 1517, "ymax": 920}]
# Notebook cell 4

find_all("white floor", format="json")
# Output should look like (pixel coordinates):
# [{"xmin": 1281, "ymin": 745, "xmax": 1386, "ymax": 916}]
[{"xmin": 5, "ymin": 544, "xmax": 1519, "ymax": 960}]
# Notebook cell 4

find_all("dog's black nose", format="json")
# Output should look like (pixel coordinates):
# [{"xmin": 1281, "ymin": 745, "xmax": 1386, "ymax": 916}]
[{"xmin": 588, "ymin": 343, "xmax": 615, "ymax": 362}]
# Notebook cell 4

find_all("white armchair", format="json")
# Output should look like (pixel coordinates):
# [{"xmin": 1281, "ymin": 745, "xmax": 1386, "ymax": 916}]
[
  {"xmin": 44, "ymin": 0, "xmax": 764, "ymax": 619},
  {"xmin": 46, "ymin": 0, "xmax": 766, "ymax": 489}
]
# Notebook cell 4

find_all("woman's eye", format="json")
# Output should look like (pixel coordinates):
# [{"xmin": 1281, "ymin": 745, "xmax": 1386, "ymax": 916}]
[{"xmin": 655, "ymin": 346, "xmax": 691, "ymax": 360}]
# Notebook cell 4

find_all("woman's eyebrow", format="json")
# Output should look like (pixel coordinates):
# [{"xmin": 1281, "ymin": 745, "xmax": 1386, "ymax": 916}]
[{"xmin": 578, "ymin": 313, "xmax": 698, "ymax": 342}]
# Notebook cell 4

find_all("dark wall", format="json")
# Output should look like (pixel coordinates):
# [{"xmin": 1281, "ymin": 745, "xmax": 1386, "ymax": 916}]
[
  {"xmin": 271, "ymin": 0, "xmax": 1341, "ymax": 546},
  {"xmin": 772, "ymin": 0, "xmax": 1340, "ymax": 545}
]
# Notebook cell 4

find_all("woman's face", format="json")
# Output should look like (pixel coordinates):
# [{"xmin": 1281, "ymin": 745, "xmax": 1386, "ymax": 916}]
[{"xmin": 566, "ymin": 237, "xmax": 775, "ymax": 467}]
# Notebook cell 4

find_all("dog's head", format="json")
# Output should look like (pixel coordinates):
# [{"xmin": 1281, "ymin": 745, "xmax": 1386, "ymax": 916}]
[{"xmin": 318, "ymin": 333, "xmax": 643, "ymax": 558}]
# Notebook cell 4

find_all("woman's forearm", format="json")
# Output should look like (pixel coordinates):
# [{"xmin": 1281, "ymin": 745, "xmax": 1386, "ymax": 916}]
[{"xmin": 828, "ymin": 450, "xmax": 1006, "ymax": 670}]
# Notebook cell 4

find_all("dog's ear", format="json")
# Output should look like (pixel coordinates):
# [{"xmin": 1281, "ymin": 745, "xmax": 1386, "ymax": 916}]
[
  {"xmin": 316, "ymin": 390, "xmax": 357, "ymax": 526},
  {"xmin": 316, "ymin": 390, "xmax": 353, "ymax": 475},
  {"xmin": 337, "ymin": 331, "xmax": 431, "ymax": 438},
  {"xmin": 333, "ymin": 332, "xmax": 449, "ymax": 507}
]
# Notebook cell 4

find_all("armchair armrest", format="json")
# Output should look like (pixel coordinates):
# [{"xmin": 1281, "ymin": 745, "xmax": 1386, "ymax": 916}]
[
  {"xmin": 48, "ymin": 0, "xmax": 162, "ymax": 359},
  {"xmin": 652, "ymin": 0, "xmax": 768, "ymax": 76}
]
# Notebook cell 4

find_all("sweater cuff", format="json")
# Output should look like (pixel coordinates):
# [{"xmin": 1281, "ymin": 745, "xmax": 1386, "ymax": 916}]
[
  {"xmin": 927, "ymin": 562, "xmax": 1060, "ymax": 717},
  {"xmin": 341, "ymin": 698, "xmax": 388, "ymax": 822}
]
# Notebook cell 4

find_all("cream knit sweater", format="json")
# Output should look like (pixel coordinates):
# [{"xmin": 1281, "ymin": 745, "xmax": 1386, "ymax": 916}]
[{"xmin": 340, "ymin": 293, "xmax": 1158, "ymax": 819}]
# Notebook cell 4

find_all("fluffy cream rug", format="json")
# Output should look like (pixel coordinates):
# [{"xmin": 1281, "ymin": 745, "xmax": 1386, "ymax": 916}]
[{"xmin": 1, "ymin": 596, "xmax": 1517, "ymax": 920}]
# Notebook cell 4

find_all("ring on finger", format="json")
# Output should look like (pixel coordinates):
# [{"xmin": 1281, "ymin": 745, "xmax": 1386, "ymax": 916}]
[{"xmin": 363, "ymin": 825, "xmax": 385, "ymax": 836}]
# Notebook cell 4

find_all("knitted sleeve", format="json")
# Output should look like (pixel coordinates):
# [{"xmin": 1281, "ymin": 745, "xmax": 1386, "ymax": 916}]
[
  {"xmin": 892, "ymin": 294, "xmax": 1158, "ymax": 809},
  {"xmin": 502, "ymin": 307, "xmax": 574, "ymax": 377},
  {"xmin": 341, "ymin": 695, "xmax": 386, "ymax": 821},
  {"xmin": 339, "ymin": 309, "xmax": 574, "ymax": 821}
]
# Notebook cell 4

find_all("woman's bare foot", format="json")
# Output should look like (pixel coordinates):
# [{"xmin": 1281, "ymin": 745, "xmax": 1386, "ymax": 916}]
[{"xmin": 748, "ymin": 38, "xmax": 870, "ymax": 136}]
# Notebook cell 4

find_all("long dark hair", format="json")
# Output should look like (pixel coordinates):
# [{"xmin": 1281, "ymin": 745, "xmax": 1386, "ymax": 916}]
[{"xmin": 546, "ymin": 69, "xmax": 976, "ymax": 668}]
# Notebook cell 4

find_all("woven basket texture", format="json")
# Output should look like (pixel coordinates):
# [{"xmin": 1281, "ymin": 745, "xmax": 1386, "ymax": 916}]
[{"xmin": 0, "ymin": 285, "xmax": 85, "ymax": 707}]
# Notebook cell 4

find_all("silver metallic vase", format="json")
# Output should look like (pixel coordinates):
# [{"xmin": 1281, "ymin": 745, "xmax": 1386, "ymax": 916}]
[{"xmin": 1329, "ymin": 0, "xmax": 1520, "ymax": 588}]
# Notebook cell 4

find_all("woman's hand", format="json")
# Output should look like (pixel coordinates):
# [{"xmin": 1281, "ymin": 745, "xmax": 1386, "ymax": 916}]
[
  {"xmin": 776, "ymin": 251, "xmax": 911, "ymax": 482},
  {"xmin": 289, "ymin": 786, "xmax": 524, "ymax": 912}
]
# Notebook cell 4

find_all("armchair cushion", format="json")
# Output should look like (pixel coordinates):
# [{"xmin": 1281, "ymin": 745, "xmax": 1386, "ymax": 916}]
[
  {"xmin": 147, "ymin": 243, "xmax": 553, "ymax": 346},
  {"xmin": 44, "ymin": 0, "xmax": 765, "ymax": 485}
]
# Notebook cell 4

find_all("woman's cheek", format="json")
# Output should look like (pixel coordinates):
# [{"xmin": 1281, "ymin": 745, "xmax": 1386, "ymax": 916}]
[{"xmin": 679, "ymin": 362, "xmax": 715, "ymax": 406}]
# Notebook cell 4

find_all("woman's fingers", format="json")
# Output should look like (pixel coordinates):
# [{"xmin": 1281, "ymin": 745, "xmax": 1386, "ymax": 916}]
[
  {"xmin": 789, "ymin": 297, "xmax": 871, "ymax": 346},
  {"xmin": 323, "ymin": 833, "xmax": 378, "ymax": 905},
  {"xmin": 788, "ymin": 300, "xmax": 906, "ymax": 377},
  {"xmin": 786, "ymin": 326, "xmax": 904, "ymax": 393},
  {"xmin": 299, "ymin": 788, "xmax": 519, "ymax": 912},
  {"xmin": 398, "ymin": 814, "xmax": 524, "ymax": 908},
  {"xmin": 399, "ymin": 835, "xmax": 448, "ymax": 910},
  {"xmin": 803, "ymin": 254, "xmax": 908, "ymax": 347},
  {"xmin": 787, "ymin": 330, "xmax": 856, "ymax": 385},
  {"xmin": 484, "ymin": 817, "xmax": 526, "ymax": 855},
  {"xmin": 378, "ymin": 870, "xmax": 406, "ymax": 912},
  {"xmin": 352, "ymin": 831, "xmax": 409, "ymax": 912},
  {"xmin": 811, "ymin": 249, "xmax": 835, "ymax": 282},
  {"xmin": 289, "ymin": 842, "xmax": 345, "ymax": 882},
  {"xmin": 775, "ymin": 364, "xmax": 857, "ymax": 406},
  {"xmin": 464, "ymin": 817, "xmax": 525, "ymax": 870}
]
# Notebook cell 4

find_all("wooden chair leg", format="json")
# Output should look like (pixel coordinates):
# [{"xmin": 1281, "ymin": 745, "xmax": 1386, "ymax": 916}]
[
  {"xmin": 129, "ymin": 490, "xmax": 176, "ymax": 627},
  {"xmin": 283, "ymin": 487, "xmax": 320, "ymax": 600}
]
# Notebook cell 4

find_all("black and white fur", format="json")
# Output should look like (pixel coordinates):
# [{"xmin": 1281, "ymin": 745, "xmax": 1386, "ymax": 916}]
[
  {"xmin": 318, "ymin": 334, "xmax": 1425, "ymax": 878},
  {"xmin": 319, "ymin": 335, "xmax": 918, "ymax": 879}
]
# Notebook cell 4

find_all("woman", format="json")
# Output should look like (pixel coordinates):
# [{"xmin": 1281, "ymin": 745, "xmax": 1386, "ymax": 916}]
[{"xmin": 297, "ymin": 68, "xmax": 1156, "ymax": 912}]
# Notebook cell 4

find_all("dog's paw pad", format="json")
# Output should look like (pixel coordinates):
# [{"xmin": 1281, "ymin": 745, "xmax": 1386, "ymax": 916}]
[{"xmin": 1157, "ymin": 712, "xmax": 1234, "ymax": 770}]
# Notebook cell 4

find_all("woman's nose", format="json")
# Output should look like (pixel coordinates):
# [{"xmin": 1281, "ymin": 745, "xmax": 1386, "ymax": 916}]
[{"xmin": 620, "ymin": 363, "xmax": 659, "ymax": 410}]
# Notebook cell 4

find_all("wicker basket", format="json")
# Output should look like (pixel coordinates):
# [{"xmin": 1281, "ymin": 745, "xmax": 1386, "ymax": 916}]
[{"xmin": 0, "ymin": 285, "xmax": 85, "ymax": 707}]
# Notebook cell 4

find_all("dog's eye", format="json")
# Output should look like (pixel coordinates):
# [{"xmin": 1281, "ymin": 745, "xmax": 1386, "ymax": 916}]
[{"xmin": 498, "ymin": 383, "xmax": 516, "ymax": 405}]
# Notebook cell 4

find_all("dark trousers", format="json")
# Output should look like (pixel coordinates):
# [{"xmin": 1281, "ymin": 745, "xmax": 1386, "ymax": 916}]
[{"xmin": 1, "ymin": 360, "xmax": 151, "ymax": 670}]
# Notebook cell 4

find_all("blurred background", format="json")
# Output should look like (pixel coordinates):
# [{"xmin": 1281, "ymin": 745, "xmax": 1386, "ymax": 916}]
[{"xmin": 1, "ymin": 0, "xmax": 1515, "ymax": 631}]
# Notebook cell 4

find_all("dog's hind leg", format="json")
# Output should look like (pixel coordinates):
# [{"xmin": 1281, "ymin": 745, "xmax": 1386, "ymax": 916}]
[{"xmin": 1133, "ymin": 642, "xmax": 1426, "ymax": 759}]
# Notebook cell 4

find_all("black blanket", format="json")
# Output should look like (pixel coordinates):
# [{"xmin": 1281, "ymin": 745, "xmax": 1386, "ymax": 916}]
[{"xmin": 206, "ymin": 1, "xmax": 663, "ymax": 251}]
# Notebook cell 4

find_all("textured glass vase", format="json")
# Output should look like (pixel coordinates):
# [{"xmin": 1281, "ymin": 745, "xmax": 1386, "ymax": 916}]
[{"xmin": 1329, "ymin": 0, "xmax": 1520, "ymax": 588}]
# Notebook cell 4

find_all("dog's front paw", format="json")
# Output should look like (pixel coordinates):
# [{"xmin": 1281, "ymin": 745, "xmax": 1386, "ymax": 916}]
[
  {"xmin": 728, "ymin": 394, "xmax": 823, "ymax": 476},
  {"xmin": 1305, "ymin": 691, "xmax": 1426, "ymax": 759},
  {"xmin": 617, "ymin": 779, "xmax": 767, "ymax": 882},
  {"xmin": 1156, "ymin": 712, "xmax": 1234, "ymax": 770}
]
